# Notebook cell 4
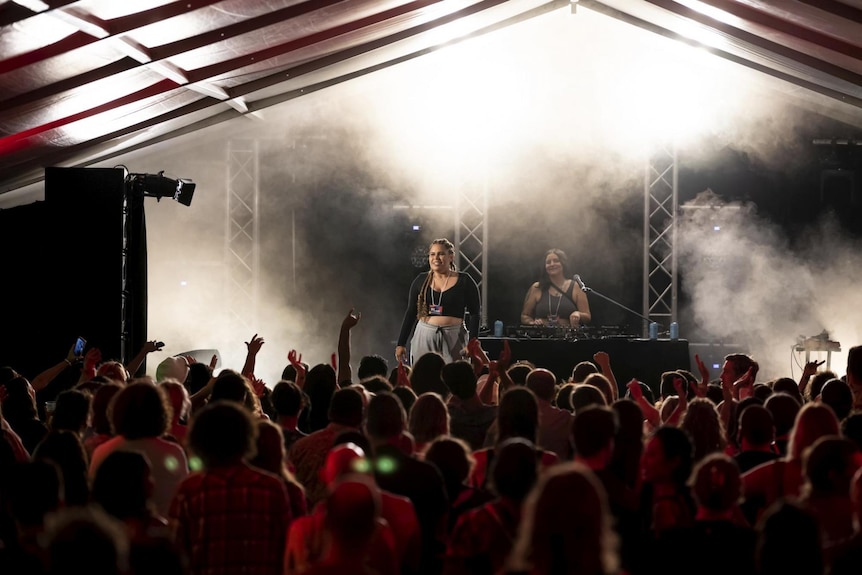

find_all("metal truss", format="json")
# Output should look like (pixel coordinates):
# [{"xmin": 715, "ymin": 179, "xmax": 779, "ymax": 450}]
[
  {"xmin": 643, "ymin": 143, "xmax": 678, "ymax": 336},
  {"xmin": 226, "ymin": 139, "xmax": 261, "ymax": 330},
  {"xmin": 455, "ymin": 178, "xmax": 489, "ymax": 329}
]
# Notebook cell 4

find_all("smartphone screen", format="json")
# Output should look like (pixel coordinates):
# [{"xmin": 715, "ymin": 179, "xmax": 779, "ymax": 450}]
[{"xmin": 74, "ymin": 337, "xmax": 86, "ymax": 357}]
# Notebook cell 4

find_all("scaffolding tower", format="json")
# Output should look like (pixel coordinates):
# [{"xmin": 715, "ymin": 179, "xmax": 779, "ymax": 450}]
[
  {"xmin": 455, "ymin": 178, "xmax": 489, "ymax": 329},
  {"xmin": 226, "ymin": 139, "xmax": 261, "ymax": 331},
  {"xmin": 643, "ymin": 143, "xmax": 679, "ymax": 337}
]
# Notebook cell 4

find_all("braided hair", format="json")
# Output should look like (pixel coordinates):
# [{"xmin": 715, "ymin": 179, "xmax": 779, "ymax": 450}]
[{"xmin": 417, "ymin": 238, "xmax": 457, "ymax": 320}]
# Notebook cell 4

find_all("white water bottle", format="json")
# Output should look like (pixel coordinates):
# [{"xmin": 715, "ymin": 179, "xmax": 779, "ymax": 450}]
[{"xmin": 494, "ymin": 320, "xmax": 504, "ymax": 337}]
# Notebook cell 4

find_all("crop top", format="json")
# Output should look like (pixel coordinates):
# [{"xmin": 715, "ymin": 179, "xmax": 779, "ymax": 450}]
[
  {"xmin": 397, "ymin": 271, "xmax": 481, "ymax": 347},
  {"xmin": 534, "ymin": 281, "xmax": 579, "ymax": 321}
]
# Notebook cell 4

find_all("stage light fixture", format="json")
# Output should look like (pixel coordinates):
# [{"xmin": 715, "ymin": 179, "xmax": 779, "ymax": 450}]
[{"xmin": 127, "ymin": 171, "xmax": 196, "ymax": 206}]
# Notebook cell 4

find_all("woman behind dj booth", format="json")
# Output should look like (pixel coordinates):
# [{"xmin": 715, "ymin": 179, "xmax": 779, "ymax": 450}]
[{"xmin": 520, "ymin": 248, "xmax": 591, "ymax": 327}]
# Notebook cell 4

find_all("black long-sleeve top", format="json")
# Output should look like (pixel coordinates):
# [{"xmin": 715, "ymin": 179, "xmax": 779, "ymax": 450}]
[{"xmin": 397, "ymin": 271, "xmax": 480, "ymax": 347}]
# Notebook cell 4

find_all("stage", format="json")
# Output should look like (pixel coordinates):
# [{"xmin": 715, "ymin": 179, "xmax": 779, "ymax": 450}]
[{"xmin": 479, "ymin": 337, "xmax": 691, "ymax": 395}]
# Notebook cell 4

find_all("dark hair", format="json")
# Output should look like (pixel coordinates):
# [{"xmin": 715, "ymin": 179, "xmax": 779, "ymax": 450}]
[
  {"xmin": 391, "ymin": 385, "xmax": 418, "ymax": 414},
  {"xmin": 270, "ymin": 380, "xmax": 304, "ymax": 417},
  {"xmin": 756, "ymin": 500, "xmax": 823, "ymax": 575},
  {"xmin": 526, "ymin": 369, "xmax": 557, "ymax": 402},
  {"xmin": 570, "ymin": 383, "xmax": 607, "ymax": 414},
  {"xmin": 625, "ymin": 381, "xmax": 655, "ymax": 405},
  {"xmin": 819, "ymin": 378, "xmax": 853, "ymax": 421},
  {"xmin": 572, "ymin": 405, "xmax": 618, "ymax": 458},
  {"xmin": 51, "ymin": 389, "xmax": 92, "ymax": 434},
  {"xmin": 365, "ymin": 392, "xmax": 406, "ymax": 440},
  {"xmin": 497, "ymin": 387, "xmax": 539, "ymax": 444},
  {"xmin": 571, "ymin": 361, "xmax": 599, "ymax": 384},
  {"xmin": 424, "ymin": 436, "xmax": 475, "ymax": 497},
  {"xmin": 650, "ymin": 425, "xmax": 694, "ymax": 487},
  {"xmin": 305, "ymin": 364, "xmax": 338, "ymax": 432},
  {"xmin": 4, "ymin": 460, "xmax": 63, "ymax": 527},
  {"xmin": 490, "ymin": 438, "xmax": 538, "ymax": 501},
  {"xmin": 555, "ymin": 382, "xmax": 576, "ymax": 411},
  {"xmin": 538, "ymin": 249, "xmax": 570, "ymax": 290},
  {"xmin": 409, "ymin": 352, "xmax": 448, "ymax": 397},
  {"xmin": 32, "ymin": 429, "xmax": 90, "ymax": 507},
  {"xmin": 109, "ymin": 382, "xmax": 170, "ymax": 439},
  {"xmin": 90, "ymin": 382, "xmax": 123, "ymax": 436},
  {"xmin": 506, "ymin": 362, "xmax": 534, "ymax": 385},
  {"xmin": 1, "ymin": 376, "xmax": 38, "ymax": 423},
  {"xmin": 441, "ymin": 360, "xmax": 477, "ymax": 400},
  {"xmin": 847, "ymin": 345, "xmax": 862, "ymax": 382},
  {"xmin": 358, "ymin": 355, "xmax": 389, "ymax": 381},
  {"xmin": 326, "ymin": 386, "xmax": 364, "ymax": 428},
  {"xmin": 764, "ymin": 392, "xmax": 801, "ymax": 437},
  {"xmin": 360, "ymin": 375, "xmax": 393, "ymax": 395},
  {"xmin": 723, "ymin": 354, "xmax": 758, "ymax": 382},
  {"xmin": 738, "ymin": 404, "xmax": 774, "ymax": 447},
  {"xmin": 187, "ymin": 400, "xmax": 258, "ymax": 468},
  {"xmin": 689, "ymin": 453, "xmax": 742, "ymax": 511},
  {"xmin": 92, "ymin": 450, "xmax": 154, "ymax": 520},
  {"xmin": 186, "ymin": 362, "xmax": 213, "ymax": 395},
  {"xmin": 771, "ymin": 377, "xmax": 802, "ymax": 404},
  {"xmin": 209, "ymin": 369, "xmax": 251, "ymax": 405}
]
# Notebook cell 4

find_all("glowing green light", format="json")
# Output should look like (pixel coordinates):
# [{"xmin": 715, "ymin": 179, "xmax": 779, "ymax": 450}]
[
  {"xmin": 164, "ymin": 455, "xmax": 179, "ymax": 472},
  {"xmin": 189, "ymin": 456, "xmax": 204, "ymax": 471},
  {"xmin": 376, "ymin": 456, "xmax": 397, "ymax": 475}
]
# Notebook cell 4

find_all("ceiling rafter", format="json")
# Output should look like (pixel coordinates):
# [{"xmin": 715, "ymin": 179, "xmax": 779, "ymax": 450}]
[
  {"xmin": 642, "ymin": 0, "xmax": 862, "ymax": 86},
  {"xmin": 693, "ymin": 0, "xmax": 862, "ymax": 59},
  {"xmin": 0, "ymin": 0, "xmax": 493, "ymax": 150},
  {"xmin": 0, "ymin": 0, "xmax": 564, "ymax": 192}
]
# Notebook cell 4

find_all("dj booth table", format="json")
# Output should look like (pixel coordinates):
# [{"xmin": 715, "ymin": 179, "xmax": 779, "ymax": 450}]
[{"xmin": 479, "ymin": 337, "xmax": 691, "ymax": 393}]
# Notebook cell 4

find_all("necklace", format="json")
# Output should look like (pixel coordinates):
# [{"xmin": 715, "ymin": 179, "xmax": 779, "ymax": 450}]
[
  {"xmin": 547, "ymin": 283, "xmax": 564, "ymax": 325},
  {"xmin": 430, "ymin": 272, "xmax": 452, "ymax": 308}
]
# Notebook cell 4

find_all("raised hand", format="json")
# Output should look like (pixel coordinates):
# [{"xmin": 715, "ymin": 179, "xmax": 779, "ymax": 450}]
[
  {"xmin": 287, "ymin": 349, "xmax": 307, "ymax": 387},
  {"xmin": 342, "ymin": 308, "xmax": 361, "ymax": 330},
  {"xmin": 626, "ymin": 378, "xmax": 643, "ymax": 401},
  {"xmin": 499, "ymin": 339, "xmax": 512, "ymax": 370},
  {"xmin": 802, "ymin": 359, "xmax": 825, "ymax": 379},
  {"xmin": 248, "ymin": 374, "xmax": 267, "ymax": 397},
  {"xmin": 593, "ymin": 351, "xmax": 610, "ymax": 367},
  {"xmin": 694, "ymin": 354, "xmax": 710, "ymax": 383},
  {"xmin": 397, "ymin": 359, "xmax": 411, "ymax": 388},
  {"xmin": 733, "ymin": 366, "xmax": 756, "ymax": 399},
  {"xmin": 209, "ymin": 354, "xmax": 219, "ymax": 369},
  {"xmin": 245, "ymin": 333, "xmax": 265, "ymax": 355},
  {"xmin": 467, "ymin": 337, "xmax": 483, "ymax": 359}
]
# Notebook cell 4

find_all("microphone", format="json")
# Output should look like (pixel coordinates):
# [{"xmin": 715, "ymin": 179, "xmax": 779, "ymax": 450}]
[{"xmin": 573, "ymin": 274, "xmax": 588, "ymax": 292}]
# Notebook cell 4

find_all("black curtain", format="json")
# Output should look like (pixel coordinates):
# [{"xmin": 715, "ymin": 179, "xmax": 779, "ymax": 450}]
[{"xmin": 0, "ymin": 167, "xmax": 148, "ymax": 398}]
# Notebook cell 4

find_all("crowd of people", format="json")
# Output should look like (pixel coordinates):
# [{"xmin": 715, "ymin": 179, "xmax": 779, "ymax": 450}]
[
  {"xmin": 1, "ymin": 312, "xmax": 861, "ymax": 575},
  {"xmin": 1, "ymin": 239, "xmax": 861, "ymax": 575}
]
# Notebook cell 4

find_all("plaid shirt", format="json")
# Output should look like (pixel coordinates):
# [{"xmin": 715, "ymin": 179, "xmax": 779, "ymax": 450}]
[{"xmin": 169, "ymin": 462, "xmax": 291, "ymax": 575}]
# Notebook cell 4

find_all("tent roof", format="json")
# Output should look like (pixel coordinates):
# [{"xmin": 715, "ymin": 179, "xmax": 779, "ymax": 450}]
[{"xmin": 1, "ymin": 0, "xmax": 861, "ymax": 198}]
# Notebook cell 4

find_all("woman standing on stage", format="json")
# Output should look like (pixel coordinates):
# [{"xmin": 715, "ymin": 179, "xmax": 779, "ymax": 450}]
[
  {"xmin": 520, "ymin": 248, "xmax": 591, "ymax": 327},
  {"xmin": 395, "ymin": 238, "xmax": 481, "ymax": 365}
]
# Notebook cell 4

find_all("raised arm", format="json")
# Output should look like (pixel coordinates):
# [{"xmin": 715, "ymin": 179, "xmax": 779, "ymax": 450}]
[
  {"xmin": 240, "ymin": 334, "xmax": 265, "ymax": 379},
  {"xmin": 337, "ymin": 308, "xmax": 360, "ymax": 385},
  {"xmin": 126, "ymin": 339, "xmax": 164, "ymax": 379},
  {"xmin": 798, "ymin": 359, "xmax": 824, "ymax": 401},
  {"xmin": 663, "ymin": 376, "xmax": 688, "ymax": 427},
  {"xmin": 626, "ymin": 379, "xmax": 661, "ymax": 429},
  {"xmin": 592, "ymin": 351, "xmax": 618, "ymax": 401}
]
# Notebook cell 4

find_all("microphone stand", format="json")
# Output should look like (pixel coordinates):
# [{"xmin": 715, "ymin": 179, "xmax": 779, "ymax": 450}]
[{"xmin": 571, "ymin": 279, "xmax": 665, "ymax": 335}]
